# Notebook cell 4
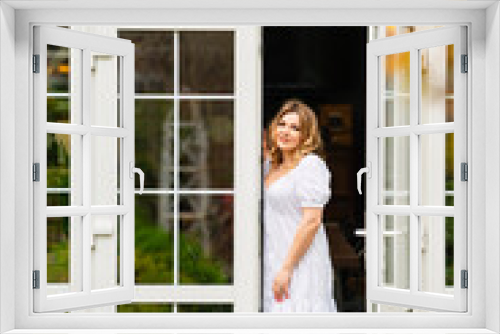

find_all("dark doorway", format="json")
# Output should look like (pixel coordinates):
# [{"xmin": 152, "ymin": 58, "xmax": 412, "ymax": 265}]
[{"xmin": 263, "ymin": 26, "xmax": 367, "ymax": 312}]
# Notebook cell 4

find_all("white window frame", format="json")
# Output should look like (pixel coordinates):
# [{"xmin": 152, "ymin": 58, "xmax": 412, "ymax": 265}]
[{"xmin": 3, "ymin": 3, "xmax": 499, "ymax": 333}]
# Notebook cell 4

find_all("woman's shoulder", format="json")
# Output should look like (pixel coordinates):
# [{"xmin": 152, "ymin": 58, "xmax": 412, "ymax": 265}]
[{"xmin": 299, "ymin": 152, "xmax": 328, "ymax": 169}]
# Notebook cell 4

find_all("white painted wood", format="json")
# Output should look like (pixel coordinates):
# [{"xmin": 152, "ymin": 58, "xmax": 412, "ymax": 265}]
[
  {"xmin": 12, "ymin": 7, "xmax": 486, "ymax": 331},
  {"xmin": 366, "ymin": 25, "xmax": 467, "ymax": 312},
  {"xmin": 33, "ymin": 25, "xmax": 135, "ymax": 313},
  {"xmin": 0, "ymin": 2, "xmax": 16, "ymax": 333}
]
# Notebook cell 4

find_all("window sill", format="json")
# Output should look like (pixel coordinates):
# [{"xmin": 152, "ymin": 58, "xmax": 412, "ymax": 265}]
[{"xmin": 3, "ymin": 329, "xmax": 497, "ymax": 334}]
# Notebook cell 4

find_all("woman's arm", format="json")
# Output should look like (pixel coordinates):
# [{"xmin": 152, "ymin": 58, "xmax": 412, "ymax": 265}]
[{"xmin": 272, "ymin": 207, "xmax": 323, "ymax": 302}]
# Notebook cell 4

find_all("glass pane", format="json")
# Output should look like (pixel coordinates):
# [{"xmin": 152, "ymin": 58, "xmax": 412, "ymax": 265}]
[
  {"xmin": 421, "ymin": 44, "xmax": 454, "ymax": 124},
  {"xmin": 47, "ymin": 216, "xmax": 83, "ymax": 295},
  {"xmin": 179, "ymin": 100, "xmax": 234, "ymax": 189},
  {"xmin": 47, "ymin": 133, "xmax": 82, "ymax": 206},
  {"xmin": 381, "ymin": 136, "xmax": 410, "ymax": 205},
  {"xmin": 177, "ymin": 304, "xmax": 233, "ymax": 312},
  {"xmin": 47, "ymin": 45, "xmax": 82, "ymax": 124},
  {"xmin": 135, "ymin": 99, "xmax": 174, "ymax": 190},
  {"xmin": 380, "ymin": 51, "xmax": 410, "ymax": 127},
  {"xmin": 91, "ymin": 215, "xmax": 121, "ymax": 290},
  {"xmin": 420, "ymin": 216, "xmax": 454, "ymax": 295},
  {"xmin": 117, "ymin": 303, "xmax": 173, "ymax": 312},
  {"xmin": 117, "ymin": 30, "xmax": 174, "ymax": 96},
  {"xmin": 135, "ymin": 194, "xmax": 174, "ymax": 284},
  {"xmin": 421, "ymin": 133, "xmax": 454, "ymax": 206},
  {"xmin": 180, "ymin": 31, "xmax": 234, "ymax": 94},
  {"xmin": 90, "ymin": 51, "xmax": 121, "ymax": 127},
  {"xmin": 179, "ymin": 194, "xmax": 233, "ymax": 285},
  {"xmin": 91, "ymin": 136, "xmax": 121, "ymax": 206},
  {"xmin": 380, "ymin": 215, "xmax": 410, "ymax": 290}
]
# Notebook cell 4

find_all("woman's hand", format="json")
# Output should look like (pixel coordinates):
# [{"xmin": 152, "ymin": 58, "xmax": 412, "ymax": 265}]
[{"xmin": 272, "ymin": 267, "xmax": 293, "ymax": 302}]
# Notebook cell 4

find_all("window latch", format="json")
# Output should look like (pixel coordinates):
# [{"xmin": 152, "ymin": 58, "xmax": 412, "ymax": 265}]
[
  {"xmin": 357, "ymin": 162, "xmax": 372, "ymax": 195},
  {"xmin": 129, "ymin": 162, "xmax": 144, "ymax": 195}
]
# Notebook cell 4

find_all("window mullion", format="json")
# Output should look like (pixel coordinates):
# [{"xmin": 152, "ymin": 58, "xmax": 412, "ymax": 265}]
[
  {"xmin": 173, "ymin": 30, "xmax": 180, "ymax": 313},
  {"xmin": 82, "ymin": 47, "xmax": 92, "ymax": 295},
  {"xmin": 410, "ymin": 46, "xmax": 419, "ymax": 295}
]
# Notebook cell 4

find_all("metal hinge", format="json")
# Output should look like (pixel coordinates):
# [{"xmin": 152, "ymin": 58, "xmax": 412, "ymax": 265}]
[
  {"xmin": 33, "ymin": 270, "xmax": 40, "ymax": 289},
  {"xmin": 461, "ymin": 54, "xmax": 468, "ymax": 73},
  {"xmin": 461, "ymin": 270, "xmax": 468, "ymax": 289},
  {"xmin": 461, "ymin": 162, "xmax": 468, "ymax": 181},
  {"xmin": 33, "ymin": 54, "xmax": 40, "ymax": 73},
  {"xmin": 33, "ymin": 163, "xmax": 40, "ymax": 182}
]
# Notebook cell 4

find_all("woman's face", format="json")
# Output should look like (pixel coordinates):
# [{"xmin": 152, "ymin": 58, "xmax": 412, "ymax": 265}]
[{"xmin": 275, "ymin": 112, "xmax": 301, "ymax": 152}]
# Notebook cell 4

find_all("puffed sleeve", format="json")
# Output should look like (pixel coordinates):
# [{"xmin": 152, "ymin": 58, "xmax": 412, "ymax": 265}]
[{"xmin": 295, "ymin": 154, "xmax": 331, "ymax": 207}]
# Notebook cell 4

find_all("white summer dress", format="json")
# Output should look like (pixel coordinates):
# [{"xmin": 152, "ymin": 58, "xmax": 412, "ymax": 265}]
[{"xmin": 263, "ymin": 153, "xmax": 337, "ymax": 312}]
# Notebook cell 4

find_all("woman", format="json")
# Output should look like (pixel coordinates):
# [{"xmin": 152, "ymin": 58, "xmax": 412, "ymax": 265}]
[{"xmin": 263, "ymin": 99, "xmax": 337, "ymax": 312}]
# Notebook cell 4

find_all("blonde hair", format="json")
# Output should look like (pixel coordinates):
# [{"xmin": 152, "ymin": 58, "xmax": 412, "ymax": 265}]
[{"xmin": 267, "ymin": 98, "xmax": 324, "ymax": 170}]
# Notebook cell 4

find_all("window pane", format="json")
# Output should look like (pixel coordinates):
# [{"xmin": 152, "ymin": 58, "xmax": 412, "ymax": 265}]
[
  {"xmin": 91, "ymin": 136, "xmax": 121, "ymax": 206},
  {"xmin": 177, "ymin": 304, "xmax": 233, "ymax": 312},
  {"xmin": 421, "ymin": 133, "xmax": 454, "ymax": 206},
  {"xmin": 135, "ymin": 194, "xmax": 174, "ymax": 285},
  {"xmin": 421, "ymin": 44, "xmax": 454, "ymax": 124},
  {"xmin": 179, "ymin": 194, "xmax": 233, "ymax": 285},
  {"xmin": 179, "ymin": 100, "xmax": 234, "ymax": 189},
  {"xmin": 117, "ymin": 303, "xmax": 173, "ymax": 312},
  {"xmin": 91, "ymin": 215, "xmax": 121, "ymax": 291},
  {"xmin": 381, "ymin": 136, "xmax": 410, "ymax": 205},
  {"xmin": 118, "ymin": 30, "xmax": 174, "ymax": 95},
  {"xmin": 135, "ymin": 99, "xmax": 174, "ymax": 190},
  {"xmin": 47, "ymin": 216, "xmax": 83, "ymax": 295},
  {"xmin": 90, "ymin": 51, "xmax": 121, "ymax": 127},
  {"xmin": 380, "ymin": 215, "xmax": 410, "ymax": 290},
  {"xmin": 47, "ymin": 133, "xmax": 82, "ymax": 206},
  {"xmin": 47, "ymin": 45, "xmax": 82, "ymax": 124},
  {"xmin": 180, "ymin": 31, "xmax": 234, "ymax": 94},
  {"xmin": 420, "ymin": 216, "xmax": 454, "ymax": 295},
  {"xmin": 380, "ymin": 51, "xmax": 410, "ymax": 127}
]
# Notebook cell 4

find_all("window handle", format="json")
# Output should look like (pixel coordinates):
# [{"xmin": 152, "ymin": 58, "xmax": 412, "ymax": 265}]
[
  {"xmin": 357, "ymin": 162, "xmax": 371, "ymax": 195},
  {"xmin": 129, "ymin": 162, "xmax": 145, "ymax": 195}
]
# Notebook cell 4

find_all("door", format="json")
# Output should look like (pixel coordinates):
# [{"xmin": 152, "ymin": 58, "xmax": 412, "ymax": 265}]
[
  {"xmin": 362, "ymin": 25, "xmax": 467, "ymax": 312},
  {"xmin": 33, "ymin": 25, "xmax": 142, "ymax": 312}
]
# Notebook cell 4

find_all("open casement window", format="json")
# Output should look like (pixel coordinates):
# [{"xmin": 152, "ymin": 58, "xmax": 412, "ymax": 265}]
[
  {"xmin": 364, "ymin": 25, "xmax": 467, "ymax": 312},
  {"xmin": 33, "ymin": 26, "xmax": 141, "ymax": 312}
]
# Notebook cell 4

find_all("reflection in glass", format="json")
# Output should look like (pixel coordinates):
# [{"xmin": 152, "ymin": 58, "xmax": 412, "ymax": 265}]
[
  {"xmin": 381, "ymin": 136, "xmax": 410, "ymax": 205},
  {"xmin": 47, "ymin": 216, "xmax": 83, "ymax": 295},
  {"xmin": 421, "ymin": 133, "xmax": 454, "ymax": 206},
  {"xmin": 135, "ymin": 194, "xmax": 174, "ymax": 284},
  {"xmin": 47, "ymin": 133, "xmax": 82, "ymax": 206},
  {"xmin": 421, "ymin": 45, "xmax": 454, "ymax": 124},
  {"xmin": 117, "ymin": 31, "xmax": 174, "ymax": 95},
  {"xmin": 135, "ymin": 100, "xmax": 174, "ymax": 190},
  {"xmin": 47, "ymin": 45, "xmax": 82, "ymax": 124},
  {"xmin": 179, "ymin": 101, "xmax": 234, "ymax": 189},
  {"xmin": 179, "ymin": 194, "xmax": 233, "ymax": 285},
  {"xmin": 91, "ymin": 136, "xmax": 121, "ymax": 206},
  {"xmin": 420, "ymin": 216, "xmax": 454, "ymax": 295},
  {"xmin": 117, "ymin": 303, "xmax": 173, "ymax": 312},
  {"xmin": 180, "ymin": 31, "xmax": 234, "ymax": 94},
  {"xmin": 91, "ymin": 215, "xmax": 121, "ymax": 290},
  {"xmin": 381, "ymin": 51, "xmax": 410, "ymax": 127},
  {"xmin": 177, "ymin": 304, "xmax": 233, "ymax": 312},
  {"xmin": 380, "ymin": 215, "xmax": 410, "ymax": 290},
  {"xmin": 90, "ymin": 51, "xmax": 120, "ymax": 127}
]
